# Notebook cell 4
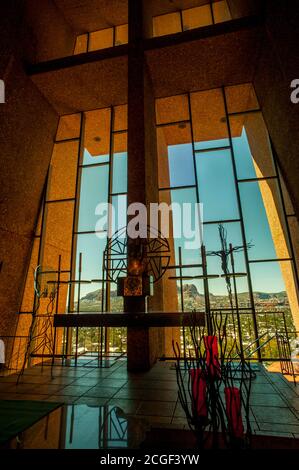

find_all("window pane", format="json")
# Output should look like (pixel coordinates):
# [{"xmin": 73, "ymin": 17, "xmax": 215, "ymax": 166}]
[
  {"xmin": 83, "ymin": 108, "xmax": 111, "ymax": 165},
  {"xmin": 56, "ymin": 272, "xmax": 70, "ymax": 315},
  {"xmin": 89, "ymin": 28, "xmax": 113, "ymax": 51},
  {"xmin": 190, "ymin": 89, "xmax": 230, "ymax": 149},
  {"xmin": 207, "ymin": 276, "xmax": 250, "ymax": 309},
  {"xmin": 196, "ymin": 149, "xmax": 239, "ymax": 221},
  {"xmin": 157, "ymin": 123, "xmax": 195, "ymax": 188},
  {"xmin": 225, "ymin": 83, "xmax": 259, "ymax": 114},
  {"xmin": 250, "ymin": 260, "xmax": 298, "ymax": 331},
  {"xmin": 203, "ymin": 221, "xmax": 249, "ymax": 308},
  {"xmin": 78, "ymin": 165, "xmax": 109, "ymax": 232},
  {"xmin": 194, "ymin": 138, "xmax": 230, "ymax": 151},
  {"xmin": 156, "ymin": 94, "xmax": 189, "ymax": 125},
  {"xmin": 204, "ymin": 222, "xmax": 246, "ymax": 274},
  {"xmin": 160, "ymin": 189, "xmax": 202, "ymax": 311},
  {"xmin": 42, "ymin": 201, "xmax": 74, "ymax": 271},
  {"xmin": 239, "ymin": 180, "xmax": 290, "ymax": 260},
  {"xmin": 212, "ymin": 0, "xmax": 232, "ymax": 23},
  {"xmin": 56, "ymin": 114, "xmax": 81, "ymax": 141},
  {"xmin": 114, "ymin": 105, "xmax": 128, "ymax": 131},
  {"xmin": 153, "ymin": 12, "xmax": 182, "ymax": 37},
  {"xmin": 112, "ymin": 132, "xmax": 127, "ymax": 195},
  {"xmin": 230, "ymin": 112, "xmax": 276, "ymax": 179},
  {"xmin": 231, "ymin": 127, "xmax": 257, "ymax": 180},
  {"xmin": 115, "ymin": 24, "xmax": 128, "ymax": 45},
  {"xmin": 47, "ymin": 141, "xmax": 78, "ymax": 201},
  {"xmin": 182, "ymin": 5, "xmax": 212, "ymax": 30},
  {"xmin": 112, "ymin": 152, "xmax": 127, "ymax": 194},
  {"xmin": 159, "ymin": 187, "xmax": 202, "ymax": 271},
  {"xmin": 155, "ymin": 189, "xmax": 183, "ymax": 315},
  {"xmin": 74, "ymin": 34, "xmax": 87, "ymax": 54},
  {"xmin": 110, "ymin": 282, "xmax": 124, "ymax": 313},
  {"xmin": 170, "ymin": 187, "xmax": 202, "ymax": 266},
  {"xmin": 111, "ymin": 195, "xmax": 127, "ymax": 235},
  {"xmin": 169, "ymin": 144, "xmax": 195, "ymax": 188},
  {"xmin": 76, "ymin": 281, "xmax": 103, "ymax": 313},
  {"xmin": 75, "ymin": 233, "xmax": 107, "ymax": 280},
  {"xmin": 180, "ymin": 279, "xmax": 204, "ymax": 312},
  {"xmin": 239, "ymin": 312, "xmax": 258, "ymax": 352},
  {"xmin": 113, "ymin": 132, "xmax": 127, "ymax": 154},
  {"xmin": 82, "ymin": 148, "xmax": 109, "ymax": 165}
]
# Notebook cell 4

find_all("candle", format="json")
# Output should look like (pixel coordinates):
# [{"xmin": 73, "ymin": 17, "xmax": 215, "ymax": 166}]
[
  {"xmin": 204, "ymin": 335, "xmax": 221, "ymax": 378},
  {"xmin": 189, "ymin": 368, "xmax": 207, "ymax": 418},
  {"xmin": 224, "ymin": 387, "xmax": 244, "ymax": 439}
]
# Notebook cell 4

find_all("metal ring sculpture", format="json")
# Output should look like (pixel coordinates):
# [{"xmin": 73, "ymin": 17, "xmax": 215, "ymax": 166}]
[{"xmin": 104, "ymin": 225, "xmax": 171, "ymax": 283}]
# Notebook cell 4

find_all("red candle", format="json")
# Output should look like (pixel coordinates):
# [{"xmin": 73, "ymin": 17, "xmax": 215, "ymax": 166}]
[
  {"xmin": 189, "ymin": 368, "xmax": 207, "ymax": 418},
  {"xmin": 204, "ymin": 335, "xmax": 221, "ymax": 378},
  {"xmin": 224, "ymin": 387, "xmax": 244, "ymax": 439}
]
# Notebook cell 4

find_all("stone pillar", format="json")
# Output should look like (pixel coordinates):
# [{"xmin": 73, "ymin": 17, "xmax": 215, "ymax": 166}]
[{"xmin": 126, "ymin": 0, "xmax": 164, "ymax": 371}]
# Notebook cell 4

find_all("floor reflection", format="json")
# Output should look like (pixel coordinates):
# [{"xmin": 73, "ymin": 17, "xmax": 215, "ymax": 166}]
[
  {"xmin": 64, "ymin": 405, "xmax": 130, "ymax": 449},
  {"xmin": 6, "ymin": 405, "xmax": 149, "ymax": 449}
]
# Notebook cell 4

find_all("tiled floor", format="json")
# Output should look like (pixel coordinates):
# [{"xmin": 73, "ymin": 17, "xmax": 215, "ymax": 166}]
[{"xmin": 0, "ymin": 359, "xmax": 299, "ymax": 439}]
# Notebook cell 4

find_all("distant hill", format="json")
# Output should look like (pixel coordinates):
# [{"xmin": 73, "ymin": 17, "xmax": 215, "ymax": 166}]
[
  {"xmin": 253, "ymin": 291, "xmax": 287, "ymax": 301},
  {"xmin": 81, "ymin": 289, "xmax": 117, "ymax": 302},
  {"xmin": 182, "ymin": 284, "xmax": 204, "ymax": 299},
  {"xmin": 77, "ymin": 288, "xmax": 122, "ymax": 312},
  {"xmin": 78, "ymin": 284, "xmax": 287, "ymax": 306},
  {"xmin": 82, "ymin": 290, "xmax": 101, "ymax": 302}
]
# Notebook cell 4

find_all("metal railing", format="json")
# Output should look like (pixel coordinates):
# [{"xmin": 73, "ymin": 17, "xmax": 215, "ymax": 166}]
[
  {"xmin": 1, "ymin": 311, "xmax": 298, "ymax": 374},
  {"xmin": 182, "ymin": 310, "xmax": 296, "ymax": 361}
]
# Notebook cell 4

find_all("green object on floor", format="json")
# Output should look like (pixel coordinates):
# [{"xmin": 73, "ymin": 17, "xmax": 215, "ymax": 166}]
[{"xmin": 0, "ymin": 400, "xmax": 61, "ymax": 445}]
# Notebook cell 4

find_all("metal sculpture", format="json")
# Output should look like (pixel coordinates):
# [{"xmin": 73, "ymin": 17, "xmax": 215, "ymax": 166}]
[
  {"xmin": 207, "ymin": 224, "xmax": 253, "ymax": 358},
  {"xmin": 17, "ymin": 265, "xmax": 58, "ymax": 383},
  {"xmin": 103, "ymin": 226, "xmax": 171, "ymax": 283}
]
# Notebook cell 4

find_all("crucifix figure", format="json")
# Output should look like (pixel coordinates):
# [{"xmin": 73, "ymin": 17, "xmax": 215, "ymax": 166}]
[{"xmin": 207, "ymin": 224, "xmax": 253, "ymax": 358}]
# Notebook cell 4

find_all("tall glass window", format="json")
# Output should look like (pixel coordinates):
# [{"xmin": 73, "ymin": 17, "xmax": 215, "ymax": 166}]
[
  {"xmin": 156, "ymin": 84, "xmax": 299, "ymax": 357},
  {"xmin": 18, "ymin": 83, "xmax": 299, "ymax": 362},
  {"xmin": 19, "ymin": 105, "xmax": 128, "ymax": 363}
]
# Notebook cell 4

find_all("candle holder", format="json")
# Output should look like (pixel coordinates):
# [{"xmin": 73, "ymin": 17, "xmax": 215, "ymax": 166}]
[{"xmin": 173, "ymin": 311, "xmax": 253, "ymax": 449}]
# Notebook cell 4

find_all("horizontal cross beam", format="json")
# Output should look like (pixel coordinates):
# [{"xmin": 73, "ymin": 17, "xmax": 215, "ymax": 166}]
[{"xmin": 54, "ymin": 312, "xmax": 205, "ymax": 328}]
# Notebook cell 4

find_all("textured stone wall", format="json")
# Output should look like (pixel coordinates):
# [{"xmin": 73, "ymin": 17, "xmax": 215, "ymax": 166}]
[
  {"xmin": 23, "ymin": 0, "xmax": 76, "ymax": 63},
  {"xmin": 0, "ymin": 57, "xmax": 58, "ymax": 338},
  {"xmin": 227, "ymin": 0, "xmax": 262, "ymax": 18},
  {"xmin": 0, "ymin": 3, "xmax": 59, "ymax": 342},
  {"xmin": 253, "ymin": 0, "xmax": 299, "ymax": 217}
]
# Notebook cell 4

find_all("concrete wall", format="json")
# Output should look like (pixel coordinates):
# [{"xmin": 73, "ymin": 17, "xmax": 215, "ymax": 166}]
[
  {"xmin": 0, "ymin": 1, "xmax": 76, "ymax": 66},
  {"xmin": 23, "ymin": 0, "xmax": 76, "ymax": 63},
  {"xmin": 227, "ymin": 0, "xmax": 262, "ymax": 18},
  {"xmin": 0, "ymin": 2, "xmax": 59, "ymax": 342},
  {"xmin": 0, "ymin": 0, "xmax": 25, "ymax": 76},
  {"xmin": 253, "ymin": 0, "xmax": 299, "ymax": 217}
]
